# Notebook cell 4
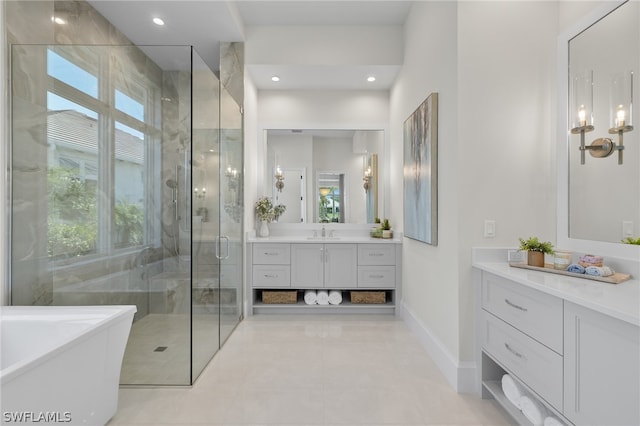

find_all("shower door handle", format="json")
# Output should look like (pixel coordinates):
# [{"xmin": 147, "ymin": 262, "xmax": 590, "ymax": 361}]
[{"xmin": 216, "ymin": 236, "xmax": 230, "ymax": 260}]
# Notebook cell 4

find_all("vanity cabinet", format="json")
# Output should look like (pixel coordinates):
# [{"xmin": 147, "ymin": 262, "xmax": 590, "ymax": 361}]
[
  {"xmin": 251, "ymin": 243, "xmax": 291, "ymax": 288},
  {"xmin": 563, "ymin": 302, "xmax": 639, "ymax": 426},
  {"xmin": 247, "ymin": 240, "xmax": 401, "ymax": 315},
  {"xmin": 475, "ymin": 265, "xmax": 640, "ymax": 426},
  {"xmin": 290, "ymin": 243, "xmax": 357, "ymax": 289}
]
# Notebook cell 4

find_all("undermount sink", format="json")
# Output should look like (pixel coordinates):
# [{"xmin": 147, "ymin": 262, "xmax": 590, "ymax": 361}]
[{"xmin": 306, "ymin": 236, "xmax": 341, "ymax": 240}]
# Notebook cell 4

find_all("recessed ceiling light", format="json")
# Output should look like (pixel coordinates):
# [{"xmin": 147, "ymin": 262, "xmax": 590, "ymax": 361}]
[
  {"xmin": 271, "ymin": 76, "xmax": 281, "ymax": 82},
  {"xmin": 153, "ymin": 17, "xmax": 165, "ymax": 26},
  {"xmin": 51, "ymin": 16, "xmax": 66, "ymax": 25},
  {"xmin": 367, "ymin": 76, "xmax": 376, "ymax": 83}
]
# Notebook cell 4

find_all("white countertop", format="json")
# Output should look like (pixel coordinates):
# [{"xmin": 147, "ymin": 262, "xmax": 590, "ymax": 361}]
[
  {"xmin": 473, "ymin": 249, "xmax": 639, "ymax": 327},
  {"xmin": 247, "ymin": 235, "xmax": 402, "ymax": 244}
]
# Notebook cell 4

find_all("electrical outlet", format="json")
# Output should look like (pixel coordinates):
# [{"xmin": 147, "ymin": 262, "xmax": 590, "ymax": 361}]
[
  {"xmin": 622, "ymin": 221, "xmax": 634, "ymax": 238},
  {"xmin": 484, "ymin": 220, "xmax": 496, "ymax": 238}
]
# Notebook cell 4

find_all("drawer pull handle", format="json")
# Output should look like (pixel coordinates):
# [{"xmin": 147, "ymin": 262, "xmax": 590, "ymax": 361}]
[
  {"xmin": 369, "ymin": 253, "xmax": 383, "ymax": 256},
  {"xmin": 505, "ymin": 298, "xmax": 528, "ymax": 312},
  {"xmin": 369, "ymin": 274, "xmax": 384, "ymax": 279},
  {"xmin": 264, "ymin": 252, "xmax": 279, "ymax": 256},
  {"xmin": 504, "ymin": 343, "xmax": 526, "ymax": 360},
  {"xmin": 264, "ymin": 274, "xmax": 278, "ymax": 278}
]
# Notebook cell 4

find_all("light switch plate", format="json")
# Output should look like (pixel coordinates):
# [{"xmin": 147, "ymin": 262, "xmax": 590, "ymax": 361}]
[
  {"xmin": 622, "ymin": 221, "xmax": 634, "ymax": 238},
  {"xmin": 484, "ymin": 220, "xmax": 496, "ymax": 238}
]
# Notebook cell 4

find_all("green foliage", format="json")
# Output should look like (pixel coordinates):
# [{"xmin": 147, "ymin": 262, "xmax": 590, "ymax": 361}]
[
  {"xmin": 382, "ymin": 219, "xmax": 391, "ymax": 231},
  {"xmin": 518, "ymin": 236, "xmax": 555, "ymax": 255},
  {"xmin": 255, "ymin": 196, "xmax": 286, "ymax": 222},
  {"xmin": 374, "ymin": 217, "xmax": 381, "ymax": 224},
  {"xmin": 115, "ymin": 201, "xmax": 144, "ymax": 248},
  {"xmin": 48, "ymin": 222, "xmax": 96, "ymax": 257},
  {"xmin": 622, "ymin": 236, "xmax": 640, "ymax": 245}
]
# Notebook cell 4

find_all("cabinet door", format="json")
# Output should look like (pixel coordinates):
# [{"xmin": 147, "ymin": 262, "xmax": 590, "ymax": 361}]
[
  {"xmin": 290, "ymin": 244, "xmax": 323, "ymax": 288},
  {"xmin": 324, "ymin": 244, "xmax": 357, "ymax": 289},
  {"xmin": 564, "ymin": 301, "xmax": 640, "ymax": 425}
]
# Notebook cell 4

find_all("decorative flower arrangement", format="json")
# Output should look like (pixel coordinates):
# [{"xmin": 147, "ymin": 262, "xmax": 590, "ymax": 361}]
[{"xmin": 255, "ymin": 196, "xmax": 286, "ymax": 222}]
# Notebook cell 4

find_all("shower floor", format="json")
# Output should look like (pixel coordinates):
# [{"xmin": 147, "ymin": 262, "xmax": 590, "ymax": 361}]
[{"xmin": 120, "ymin": 312, "xmax": 239, "ymax": 386}]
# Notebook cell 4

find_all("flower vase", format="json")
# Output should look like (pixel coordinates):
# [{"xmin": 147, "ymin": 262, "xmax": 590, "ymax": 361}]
[{"xmin": 259, "ymin": 220, "xmax": 270, "ymax": 238}]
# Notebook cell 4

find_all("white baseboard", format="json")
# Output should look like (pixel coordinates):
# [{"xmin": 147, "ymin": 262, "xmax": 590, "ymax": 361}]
[{"xmin": 399, "ymin": 301, "xmax": 477, "ymax": 394}]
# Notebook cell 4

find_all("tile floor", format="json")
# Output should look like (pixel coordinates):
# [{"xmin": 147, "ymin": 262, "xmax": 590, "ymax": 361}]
[{"xmin": 108, "ymin": 314, "xmax": 512, "ymax": 425}]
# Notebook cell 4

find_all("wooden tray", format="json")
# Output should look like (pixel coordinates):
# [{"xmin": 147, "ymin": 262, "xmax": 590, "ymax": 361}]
[{"xmin": 509, "ymin": 262, "xmax": 631, "ymax": 284}]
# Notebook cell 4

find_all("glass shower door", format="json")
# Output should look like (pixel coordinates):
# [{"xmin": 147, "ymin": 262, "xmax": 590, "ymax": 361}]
[{"xmin": 219, "ymin": 83, "xmax": 244, "ymax": 344}]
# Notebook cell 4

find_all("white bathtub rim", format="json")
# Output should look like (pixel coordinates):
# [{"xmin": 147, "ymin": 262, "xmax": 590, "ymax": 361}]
[{"xmin": 0, "ymin": 305, "xmax": 136, "ymax": 384}]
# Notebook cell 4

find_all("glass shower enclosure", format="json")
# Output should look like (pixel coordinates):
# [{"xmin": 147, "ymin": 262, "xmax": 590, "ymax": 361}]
[{"xmin": 10, "ymin": 44, "xmax": 243, "ymax": 385}]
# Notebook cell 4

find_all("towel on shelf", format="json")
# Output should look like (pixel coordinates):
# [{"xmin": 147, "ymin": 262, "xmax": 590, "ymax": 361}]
[
  {"xmin": 520, "ymin": 394, "xmax": 548, "ymax": 426},
  {"xmin": 328, "ymin": 290, "xmax": 343, "ymax": 305},
  {"xmin": 304, "ymin": 290, "xmax": 318, "ymax": 305},
  {"xmin": 501, "ymin": 374, "xmax": 525, "ymax": 410},
  {"xmin": 316, "ymin": 290, "xmax": 330, "ymax": 305},
  {"xmin": 585, "ymin": 265, "xmax": 614, "ymax": 277},
  {"xmin": 578, "ymin": 254, "xmax": 604, "ymax": 267},
  {"xmin": 567, "ymin": 264, "xmax": 585, "ymax": 274},
  {"xmin": 543, "ymin": 416, "xmax": 566, "ymax": 426}
]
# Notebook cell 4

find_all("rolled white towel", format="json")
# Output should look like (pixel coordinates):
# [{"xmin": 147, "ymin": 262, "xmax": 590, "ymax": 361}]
[
  {"xmin": 328, "ymin": 290, "xmax": 343, "ymax": 305},
  {"xmin": 304, "ymin": 290, "xmax": 317, "ymax": 305},
  {"xmin": 520, "ymin": 394, "xmax": 548, "ymax": 426},
  {"xmin": 316, "ymin": 290, "xmax": 329, "ymax": 305},
  {"xmin": 501, "ymin": 374, "xmax": 525, "ymax": 409},
  {"xmin": 544, "ymin": 416, "xmax": 565, "ymax": 426}
]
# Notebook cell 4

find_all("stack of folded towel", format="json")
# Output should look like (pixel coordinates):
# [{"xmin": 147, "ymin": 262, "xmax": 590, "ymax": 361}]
[
  {"xmin": 501, "ymin": 374, "xmax": 568, "ymax": 426},
  {"xmin": 578, "ymin": 254, "xmax": 603, "ymax": 267},
  {"xmin": 303, "ymin": 290, "xmax": 343, "ymax": 305},
  {"xmin": 566, "ymin": 254, "xmax": 614, "ymax": 277}
]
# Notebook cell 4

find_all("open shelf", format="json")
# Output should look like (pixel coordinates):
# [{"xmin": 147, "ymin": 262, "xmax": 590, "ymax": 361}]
[{"xmin": 251, "ymin": 289, "xmax": 396, "ymax": 314}]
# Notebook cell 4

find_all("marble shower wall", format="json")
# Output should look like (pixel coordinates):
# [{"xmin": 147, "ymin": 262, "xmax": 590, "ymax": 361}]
[{"xmin": 6, "ymin": 1, "xmax": 192, "ymax": 305}]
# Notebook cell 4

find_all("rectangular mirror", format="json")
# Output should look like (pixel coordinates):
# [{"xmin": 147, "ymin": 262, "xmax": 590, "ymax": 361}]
[
  {"xmin": 265, "ymin": 129, "xmax": 384, "ymax": 224},
  {"xmin": 567, "ymin": 0, "xmax": 639, "ymax": 245}
]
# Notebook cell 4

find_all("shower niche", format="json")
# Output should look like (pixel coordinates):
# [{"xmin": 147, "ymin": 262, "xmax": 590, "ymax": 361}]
[{"xmin": 10, "ymin": 44, "xmax": 244, "ymax": 386}]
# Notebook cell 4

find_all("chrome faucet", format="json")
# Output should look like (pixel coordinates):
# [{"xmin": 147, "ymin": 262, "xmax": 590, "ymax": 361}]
[{"xmin": 321, "ymin": 225, "xmax": 326, "ymax": 237}]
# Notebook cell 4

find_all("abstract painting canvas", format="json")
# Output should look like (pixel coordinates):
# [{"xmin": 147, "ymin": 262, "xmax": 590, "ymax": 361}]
[{"xmin": 403, "ymin": 92, "xmax": 438, "ymax": 245}]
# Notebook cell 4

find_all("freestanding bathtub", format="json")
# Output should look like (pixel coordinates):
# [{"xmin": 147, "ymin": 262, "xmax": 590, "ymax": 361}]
[{"xmin": 0, "ymin": 305, "xmax": 136, "ymax": 425}]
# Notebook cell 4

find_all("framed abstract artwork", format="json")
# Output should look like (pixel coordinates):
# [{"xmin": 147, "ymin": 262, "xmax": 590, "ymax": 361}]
[{"xmin": 403, "ymin": 92, "xmax": 438, "ymax": 245}]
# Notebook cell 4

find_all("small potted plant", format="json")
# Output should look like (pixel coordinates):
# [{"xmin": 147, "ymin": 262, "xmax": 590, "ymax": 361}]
[
  {"xmin": 371, "ymin": 217, "xmax": 383, "ymax": 238},
  {"xmin": 518, "ymin": 236, "xmax": 555, "ymax": 267},
  {"xmin": 622, "ymin": 236, "xmax": 640, "ymax": 245},
  {"xmin": 255, "ymin": 197, "xmax": 286, "ymax": 237},
  {"xmin": 382, "ymin": 219, "xmax": 393, "ymax": 239}
]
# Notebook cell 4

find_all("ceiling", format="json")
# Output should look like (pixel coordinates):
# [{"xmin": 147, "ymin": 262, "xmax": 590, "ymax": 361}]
[{"xmin": 87, "ymin": 1, "xmax": 412, "ymax": 90}]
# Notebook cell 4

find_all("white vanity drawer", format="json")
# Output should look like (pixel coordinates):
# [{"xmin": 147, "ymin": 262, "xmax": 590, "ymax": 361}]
[
  {"xmin": 358, "ymin": 244, "xmax": 396, "ymax": 265},
  {"xmin": 252, "ymin": 244, "xmax": 290, "ymax": 265},
  {"xmin": 483, "ymin": 311, "xmax": 563, "ymax": 410},
  {"xmin": 252, "ymin": 265, "xmax": 291, "ymax": 288},
  {"xmin": 358, "ymin": 266, "xmax": 395, "ymax": 288},
  {"xmin": 482, "ymin": 272, "xmax": 563, "ymax": 354}
]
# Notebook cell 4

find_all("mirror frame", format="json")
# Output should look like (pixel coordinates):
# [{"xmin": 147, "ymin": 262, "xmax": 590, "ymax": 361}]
[
  {"xmin": 557, "ymin": 0, "xmax": 639, "ymax": 260},
  {"xmin": 257, "ymin": 124, "xmax": 390, "ymax": 224}
]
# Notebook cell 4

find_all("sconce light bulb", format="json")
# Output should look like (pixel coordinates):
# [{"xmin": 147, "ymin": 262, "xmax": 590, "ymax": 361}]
[
  {"xmin": 616, "ymin": 106, "xmax": 626, "ymax": 127},
  {"xmin": 578, "ymin": 106, "xmax": 586, "ymax": 126}
]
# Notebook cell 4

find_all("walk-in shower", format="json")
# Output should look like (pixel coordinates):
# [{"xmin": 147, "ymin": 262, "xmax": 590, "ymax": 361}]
[{"xmin": 9, "ymin": 44, "xmax": 244, "ymax": 386}]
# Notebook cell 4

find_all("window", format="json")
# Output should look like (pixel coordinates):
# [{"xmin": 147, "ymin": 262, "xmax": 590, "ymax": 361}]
[{"xmin": 46, "ymin": 47, "xmax": 159, "ymax": 260}]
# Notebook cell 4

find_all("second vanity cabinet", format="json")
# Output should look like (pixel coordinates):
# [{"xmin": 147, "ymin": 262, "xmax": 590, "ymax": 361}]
[
  {"xmin": 247, "ymin": 239, "xmax": 401, "ymax": 315},
  {"xmin": 290, "ymin": 244, "xmax": 357, "ymax": 288},
  {"xmin": 475, "ymin": 264, "xmax": 640, "ymax": 426}
]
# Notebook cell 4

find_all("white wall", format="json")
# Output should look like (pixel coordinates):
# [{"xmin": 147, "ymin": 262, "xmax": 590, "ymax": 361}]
[
  {"xmin": 390, "ymin": 0, "xmax": 462, "ymax": 382},
  {"xmin": 243, "ymin": 73, "xmax": 259, "ymax": 233},
  {"xmin": 390, "ymin": 1, "xmax": 559, "ymax": 391}
]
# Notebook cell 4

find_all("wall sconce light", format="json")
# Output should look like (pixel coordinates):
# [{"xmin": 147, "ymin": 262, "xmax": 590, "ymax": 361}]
[
  {"xmin": 275, "ymin": 166, "xmax": 284, "ymax": 192},
  {"xmin": 363, "ymin": 166, "xmax": 372, "ymax": 191},
  {"xmin": 225, "ymin": 166, "xmax": 239, "ymax": 190},
  {"xmin": 570, "ymin": 70, "xmax": 633, "ymax": 165},
  {"xmin": 194, "ymin": 187, "xmax": 206, "ymax": 199}
]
